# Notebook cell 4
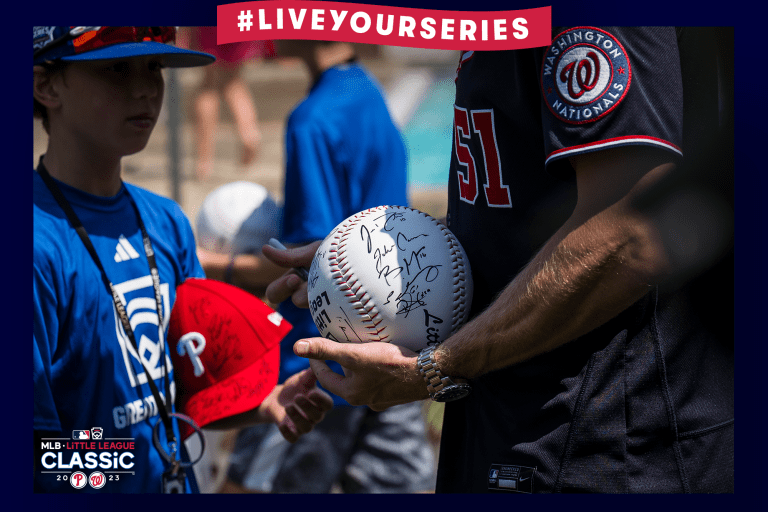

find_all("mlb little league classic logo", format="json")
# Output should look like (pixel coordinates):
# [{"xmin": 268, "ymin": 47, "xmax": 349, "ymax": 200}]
[{"xmin": 38, "ymin": 426, "xmax": 136, "ymax": 491}]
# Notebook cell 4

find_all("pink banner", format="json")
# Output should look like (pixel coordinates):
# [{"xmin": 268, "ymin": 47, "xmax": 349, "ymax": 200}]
[{"xmin": 217, "ymin": 1, "xmax": 551, "ymax": 51}]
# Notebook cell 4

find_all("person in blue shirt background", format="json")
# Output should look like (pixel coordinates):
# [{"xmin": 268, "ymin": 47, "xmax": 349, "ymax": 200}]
[{"xmin": 216, "ymin": 39, "xmax": 437, "ymax": 494}]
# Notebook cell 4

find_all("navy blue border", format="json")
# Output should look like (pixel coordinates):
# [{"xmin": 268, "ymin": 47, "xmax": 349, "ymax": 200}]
[{"xmin": 20, "ymin": 0, "xmax": 760, "ymax": 508}]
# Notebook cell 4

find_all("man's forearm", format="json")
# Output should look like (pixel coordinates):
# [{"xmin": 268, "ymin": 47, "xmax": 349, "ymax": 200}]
[
  {"xmin": 437, "ymin": 165, "xmax": 673, "ymax": 380},
  {"xmin": 286, "ymin": 149, "xmax": 678, "ymax": 411}
]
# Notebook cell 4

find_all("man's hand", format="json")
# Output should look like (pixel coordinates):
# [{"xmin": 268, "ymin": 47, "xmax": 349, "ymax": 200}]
[
  {"xmin": 260, "ymin": 368, "xmax": 334, "ymax": 442},
  {"xmin": 262, "ymin": 240, "xmax": 322, "ymax": 308},
  {"xmin": 263, "ymin": 241, "xmax": 428, "ymax": 411},
  {"xmin": 293, "ymin": 338, "xmax": 429, "ymax": 411}
]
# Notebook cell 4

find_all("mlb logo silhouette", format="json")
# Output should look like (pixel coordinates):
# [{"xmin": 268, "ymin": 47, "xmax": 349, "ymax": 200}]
[
  {"xmin": 91, "ymin": 427, "xmax": 103, "ymax": 439},
  {"xmin": 73, "ymin": 430, "xmax": 90, "ymax": 440}
]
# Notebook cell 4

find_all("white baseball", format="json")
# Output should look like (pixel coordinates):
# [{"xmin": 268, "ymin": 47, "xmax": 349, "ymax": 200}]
[
  {"xmin": 307, "ymin": 205, "xmax": 473, "ymax": 352},
  {"xmin": 196, "ymin": 181, "xmax": 282, "ymax": 256}
]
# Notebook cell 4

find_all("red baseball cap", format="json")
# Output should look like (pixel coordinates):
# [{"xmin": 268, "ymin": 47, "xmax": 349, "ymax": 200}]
[{"xmin": 167, "ymin": 278, "xmax": 292, "ymax": 434}]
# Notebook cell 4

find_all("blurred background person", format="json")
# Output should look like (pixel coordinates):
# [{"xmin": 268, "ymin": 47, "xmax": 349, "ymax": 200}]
[
  {"xmin": 185, "ymin": 27, "xmax": 271, "ymax": 180},
  {"xmin": 205, "ymin": 40, "xmax": 437, "ymax": 494}
]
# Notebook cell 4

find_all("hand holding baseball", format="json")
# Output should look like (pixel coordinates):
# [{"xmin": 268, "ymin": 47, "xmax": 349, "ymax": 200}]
[
  {"xmin": 263, "ymin": 240, "xmax": 322, "ymax": 308},
  {"xmin": 294, "ymin": 338, "xmax": 429, "ymax": 411},
  {"xmin": 260, "ymin": 368, "xmax": 334, "ymax": 442}
]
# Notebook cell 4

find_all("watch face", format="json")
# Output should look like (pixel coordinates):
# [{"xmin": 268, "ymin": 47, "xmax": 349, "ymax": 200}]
[{"xmin": 434, "ymin": 384, "xmax": 471, "ymax": 402}]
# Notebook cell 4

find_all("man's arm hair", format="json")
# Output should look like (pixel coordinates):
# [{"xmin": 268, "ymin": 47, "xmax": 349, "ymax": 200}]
[
  {"xmin": 436, "ymin": 146, "xmax": 675, "ymax": 379},
  {"xmin": 294, "ymin": 146, "xmax": 682, "ymax": 411}
]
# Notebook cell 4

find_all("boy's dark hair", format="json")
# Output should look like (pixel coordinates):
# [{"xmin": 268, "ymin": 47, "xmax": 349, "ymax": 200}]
[{"xmin": 33, "ymin": 61, "xmax": 68, "ymax": 133}]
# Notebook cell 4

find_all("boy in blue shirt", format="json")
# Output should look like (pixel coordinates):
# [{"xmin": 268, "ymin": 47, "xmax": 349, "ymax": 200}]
[{"xmin": 33, "ymin": 27, "xmax": 332, "ymax": 493}]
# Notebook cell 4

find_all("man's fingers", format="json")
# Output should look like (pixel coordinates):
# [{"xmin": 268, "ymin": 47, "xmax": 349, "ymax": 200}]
[
  {"xmin": 261, "ymin": 240, "xmax": 322, "ymax": 269},
  {"xmin": 294, "ymin": 337, "xmax": 357, "ymax": 366},
  {"xmin": 262, "ymin": 241, "xmax": 321, "ymax": 307},
  {"xmin": 308, "ymin": 358, "xmax": 347, "ymax": 397},
  {"xmin": 291, "ymin": 285, "xmax": 309, "ymax": 309},
  {"xmin": 266, "ymin": 273, "xmax": 306, "ymax": 305}
]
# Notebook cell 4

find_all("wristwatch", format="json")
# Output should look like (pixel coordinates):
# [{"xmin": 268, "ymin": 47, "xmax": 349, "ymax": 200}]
[{"xmin": 417, "ymin": 345, "xmax": 471, "ymax": 402}]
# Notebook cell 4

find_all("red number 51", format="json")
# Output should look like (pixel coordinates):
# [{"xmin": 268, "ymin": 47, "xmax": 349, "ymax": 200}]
[{"xmin": 453, "ymin": 107, "xmax": 512, "ymax": 207}]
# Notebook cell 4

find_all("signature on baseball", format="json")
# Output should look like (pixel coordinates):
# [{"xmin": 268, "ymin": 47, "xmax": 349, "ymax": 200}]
[
  {"xmin": 360, "ymin": 212, "xmax": 442, "ymax": 318},
  {"xmin": 307, "ymin": 248, "xmax": 325, "ymax": 291}
]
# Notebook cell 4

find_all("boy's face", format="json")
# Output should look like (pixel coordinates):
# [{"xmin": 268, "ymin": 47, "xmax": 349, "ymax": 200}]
[{"xmin": 52, "ymin": 55, "xmax": 165, "ymax": 157}]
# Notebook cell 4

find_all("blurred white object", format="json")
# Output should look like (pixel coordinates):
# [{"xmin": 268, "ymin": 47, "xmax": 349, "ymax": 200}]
[
  {"xmin": 385, "ymin": 68, "xmax": 434, "ymax": 129},
  {"xmin": 196, "ymin": 181, "xmax": 282, "ymax": 255}
]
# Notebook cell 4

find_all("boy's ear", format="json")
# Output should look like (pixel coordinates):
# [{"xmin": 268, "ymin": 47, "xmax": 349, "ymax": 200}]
[{"xmin": 33, "ymin": 65, "xmax": 62, "ymax": 110}]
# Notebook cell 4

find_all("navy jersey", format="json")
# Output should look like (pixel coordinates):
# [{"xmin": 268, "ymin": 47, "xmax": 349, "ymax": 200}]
[
  {"xmin": 33, "ymin": 171, "xmax": 204, "ymax": 492},
  {"xmin": 438, "ymin": 27, "xmax": 733, "ymax": 493}
]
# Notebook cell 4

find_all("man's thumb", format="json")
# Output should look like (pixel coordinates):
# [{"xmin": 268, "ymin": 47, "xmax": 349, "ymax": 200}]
[{"xmin": 294, "ymin": 338, "xmax": 325, "ymax": 359}]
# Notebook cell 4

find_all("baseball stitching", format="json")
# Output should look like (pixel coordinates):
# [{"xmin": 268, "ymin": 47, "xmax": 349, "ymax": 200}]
[
  {"xmin": 326, "ymin": 205, "xmax": 470, "ymax": 344},
  {"xmin": 328, "ymin": 208, "xmax": 387, "ymax": 342}
]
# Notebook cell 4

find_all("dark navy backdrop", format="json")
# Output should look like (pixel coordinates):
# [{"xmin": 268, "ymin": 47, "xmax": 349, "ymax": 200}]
[{"xmin": 19, "ymin": 0, "xmax": 758, "ymax": 508}]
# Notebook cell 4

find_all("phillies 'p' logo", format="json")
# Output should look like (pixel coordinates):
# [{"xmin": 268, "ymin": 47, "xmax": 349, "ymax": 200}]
[
  {"xmin": 177, "ymin": 332, "xmax": 207, "ymax": 377},
  {"xmin": 541, "ymin": 27, "xmax": 631, "ymax": 124},
  {"xmin": 70, "ymin": 471, "xmax": 87, "ymax": 489}
]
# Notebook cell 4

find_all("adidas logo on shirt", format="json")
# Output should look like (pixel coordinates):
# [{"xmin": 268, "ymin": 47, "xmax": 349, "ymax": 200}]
[{"xmin": 114, "ymin": 235, "xmax": 140, "ymax": 262}]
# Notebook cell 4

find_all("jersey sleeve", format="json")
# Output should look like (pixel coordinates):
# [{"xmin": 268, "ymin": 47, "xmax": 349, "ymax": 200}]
[
  {"xmin": 33, "ymin": 259, "xmax": 62, "ymax": 432},
  {"xmin": 540, "ymin": 27, "xmax": 683, "ymax": 169}
]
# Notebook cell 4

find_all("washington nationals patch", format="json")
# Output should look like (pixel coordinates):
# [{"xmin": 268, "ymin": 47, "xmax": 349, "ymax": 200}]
[{"xmin": 541, "ymin": 27, "xmax": 631, "ymax": 124}]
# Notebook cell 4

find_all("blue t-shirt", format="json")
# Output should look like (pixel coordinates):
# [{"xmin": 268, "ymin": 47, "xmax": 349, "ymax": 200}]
[
  {"xmin": 33, "ymin": 170, "xmax": 204, "ymax": 493},
  {"xmin": 278, "ymin": 63, "xmax": 408, "ymax": 405}
]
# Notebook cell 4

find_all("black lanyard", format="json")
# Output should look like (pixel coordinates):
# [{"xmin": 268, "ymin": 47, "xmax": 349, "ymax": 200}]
[{"xmin": 36, "ymin": 157, "xmax": 178, "ymax": 462}]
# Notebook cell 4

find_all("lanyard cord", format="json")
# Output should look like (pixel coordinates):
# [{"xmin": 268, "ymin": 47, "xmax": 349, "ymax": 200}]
[{"xmin": 36, "ymin": 158, "xmax": 178, "ymax": 457}]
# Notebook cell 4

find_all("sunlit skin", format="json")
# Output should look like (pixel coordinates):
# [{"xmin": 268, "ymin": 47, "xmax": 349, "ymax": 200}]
[
  {"xmin": 261, "ymin": 147, "xmax": 676, "ymax": 411},
  {"xmin": 34, "ymin": 56, "xmax": 164, "ymax": 196}
]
